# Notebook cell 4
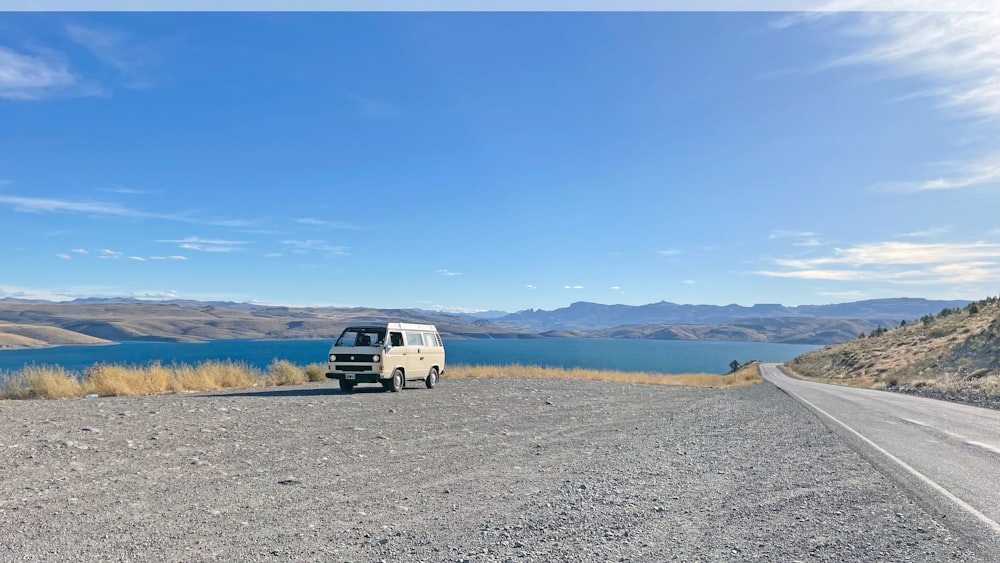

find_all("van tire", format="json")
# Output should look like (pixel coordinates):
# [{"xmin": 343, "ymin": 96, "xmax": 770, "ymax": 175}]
[
  {"xmin": 386, "ymin": 369, "xmax": 404, "ymax": 393},
  {"xmin": 425, "ymin": 367, "xmax": 438, "ymax": 389},
  {"xmin": 339, "ymin": 380, "xmax": 355, "ymax": 392}
]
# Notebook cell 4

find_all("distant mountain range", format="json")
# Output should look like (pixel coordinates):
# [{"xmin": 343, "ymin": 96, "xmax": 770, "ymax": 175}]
[
  {"xmin": 0, "ymin": 297, "xmax": 973, "ymax": 347},
  {"xmin": 494, "ymin": 298, "xmax": 972, "ymax": 331}
]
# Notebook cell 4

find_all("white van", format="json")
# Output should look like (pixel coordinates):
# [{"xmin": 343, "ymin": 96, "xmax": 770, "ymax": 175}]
[{"xmin": 325, "ymin": 323, "xmax": 445, "ymax": 393}]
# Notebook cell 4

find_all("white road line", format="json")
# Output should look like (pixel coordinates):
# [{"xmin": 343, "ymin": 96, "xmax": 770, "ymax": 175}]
[
  {"xmin": 900, "ymin": 418, "xmax": 928, "ymax": 427},
  {"xmin": 781, "ymin": 386, "xmax": 1000, "ymax": 537},
  {"xmin": 967, "ymin": 441, "xmax": 1000, "ymax": 456}
]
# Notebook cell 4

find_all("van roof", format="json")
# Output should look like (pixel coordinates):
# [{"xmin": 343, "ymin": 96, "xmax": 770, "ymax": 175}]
[
  {"xmin": 343, "ymin": 323, "xmax": 438, "ymax": 332},
  {"xmin": 387, "ymin": 323, "xmax": 437, "ymax": 331}
]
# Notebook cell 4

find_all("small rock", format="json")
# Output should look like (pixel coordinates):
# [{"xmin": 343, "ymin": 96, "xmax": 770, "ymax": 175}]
[{"xmin": 84, "ymin": 394, "xmax": 99, "ymax": 400}]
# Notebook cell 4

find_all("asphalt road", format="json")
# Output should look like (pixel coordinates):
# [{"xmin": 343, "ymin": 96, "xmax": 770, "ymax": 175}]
[{"xmin": 761, "ymin": 363, "xmax": 1000, "ymax": 555}]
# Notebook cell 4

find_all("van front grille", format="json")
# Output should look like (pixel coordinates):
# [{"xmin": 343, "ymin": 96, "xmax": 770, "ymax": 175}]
[{"xmin": 335, "ymin": 365, "xmax": 374, "ymax": 372}]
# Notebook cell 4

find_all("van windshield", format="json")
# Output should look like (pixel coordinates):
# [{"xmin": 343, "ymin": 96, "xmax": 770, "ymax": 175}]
[{"xmin": 334, "ymin": 327, "xmax": 386, "ymax": 347}]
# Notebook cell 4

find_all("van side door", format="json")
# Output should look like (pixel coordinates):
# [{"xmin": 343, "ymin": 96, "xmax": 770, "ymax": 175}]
[
  {"xmin": 404, "ymin": 331, "xmax": 425, "ymax": 377},
  {"xmin": 384, "ymin": 331, "xmax": 406, "ymax": 377}
]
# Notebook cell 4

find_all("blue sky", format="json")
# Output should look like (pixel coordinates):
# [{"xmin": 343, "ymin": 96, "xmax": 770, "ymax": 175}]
[{"xmin": 1, "ymin": 10, "xmax": 999, "ymax": 312}]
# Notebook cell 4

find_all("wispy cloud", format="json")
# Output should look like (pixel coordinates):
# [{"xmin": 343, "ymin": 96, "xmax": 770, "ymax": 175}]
[
  {"xmin": 0, "ymin": 46, "xmax": 83, "ymax": 100},
  {"xmin": 100, "ymin": 187, "xmax": 156, "ymax": 195},
  {"xmin": 769, "ymin": 230, "xmax": 817, "ymax": 240},
  {"xmin": 564, "ymin": 285, "xmax": 584, "ymax": 290},
  {"xmin": 148, "ymin": 255, "xmax": 186, "ymax": 260},
  {"xmin": 54, "ymin": 253, "xmax": 72, "ymax": 260},
  {"xmin": 656, "ymin": 249, "xmax": 681, "ymax": 256},
  {"xmin": 128, "ymin": 256, "xmax": 146, "ymax": 261},
  {"xmin": 100, "ymin": 249, "xmax": 123, "ymax": 259},
  {"xmin": 295, "ymin": 217, "xmax": 356, "ymax": 229},
  {"xmin": 158, "ymin": 236, "xmax": 248, "ymax": 253},
  {"xmin": 66, "ymin": 22, "xmax": 170, "ymax": 89},
  {"xmin": 71, "ymin": 248, "xmax": 87, "ymax": 254},
  {"xmin": 437, "ymin": 269, "xmax": 463, "ymax": 276},
  {"xmin": 0, "ymin": 194, "xmax": 257, "ymax": 228},
  {"xmin": 757, "ymin": 241, "xmax": 1000, "ymax": 284},
  {"xmin": 788, "ymin": 10, "xmax": 1000, "ymax": 192},
  {"xmin": 280, "ymin": 239, "xmax": 348, "ymax": 256},
  {"xmin": 525, "ymin": 284, "xmax": 537, "ymax": 289},
  {"xmin": 895, "ymin": 226, "xmax": 950, "ymax": 238}
]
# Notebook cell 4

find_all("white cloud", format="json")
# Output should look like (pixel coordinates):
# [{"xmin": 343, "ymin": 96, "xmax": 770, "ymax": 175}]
[
  {"xmin": 769, "ymin": 230, "xmax": 817, "ymax": 240},
  {"xmin": 71, "ymin": 248, "xmax": 87, "ymax": 254},
  {"xmin": 128, "ymin": 256, "xmax": 146, "ymax": 261},
  {"xmin": 758, "ymin": 240, "xmax": 1000, "ymax": 285},
  {"xmin": 683, "ymin": 280, "xmax": 696, "ymax": 285},
  {"xmin": 280, "ymin": 239, "xmax": 348, "ymax": 255},
  {"xmin": 0, "ymin": 46, "xmax": 80, "ymax": 100},
  {"xmin": 895, "ymin": 226, "xmax": 950, "ymax": 238},
  {"xmin": 525, "ymin": 284, "xmax": 537, "ymax": 289},
  {"xmin": 564, "ymin": 285, "xmax": 584, "ymax": 289},
  {"xmin": 0, "ymin": 194, "xmax": 257, "ymax": 228},
  {"xmin": 437, "ymin": 269, "xmax": 463, "ymax": 276},
  {"xmin": 610, "ymin": 285, "xmax": 621, "ymax": 290},
  {"xmin": 656, "ymin": 249, "xmax": 681, "ymax": 256},
  {"xmin": 54, "ymin": 253, "xmax": 71, "ymax": 260},
  {"xmin": 295, "ymin": 217, "xmax": 355, "ymax": 228},
  {"xmin": 792, "ymin": 11, "xmax": 1000, "ymax": 193},
  {"xmin": 100, "ymin": 249, "xmax": 123, "ymax": 259},
  {"xmin": 159, "ymin": 236, "xmax": 248, "ymax": 253},
  {"xmin": 148, "ymin": 255, "xmax": 187, "ymax": 260},
  {"xmin": 130, "ymin": 290, "xmax": 178, "ymax": 299}
]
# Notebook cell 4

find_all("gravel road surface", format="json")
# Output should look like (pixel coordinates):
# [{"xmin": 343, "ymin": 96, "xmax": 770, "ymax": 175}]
[{"xmin": 0, "ymin": 377, "xmax": 986, "ymax": 562}]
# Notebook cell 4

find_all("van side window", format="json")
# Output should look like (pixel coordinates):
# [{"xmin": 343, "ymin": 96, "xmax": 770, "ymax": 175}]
[
  {"xmin": 390, "ymin": 332, "xmax": 403, "ymax": 347},
  {"xmin": 406, "ymin": 332, "xmax": 423, "ymax": 346},
  {"xmin": 422, "ymin": 333, "xmax": 438, "ymax": 347}
]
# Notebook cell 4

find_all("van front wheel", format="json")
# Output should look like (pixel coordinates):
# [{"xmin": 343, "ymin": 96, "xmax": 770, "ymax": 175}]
[
  {"xmin": 386, "ymin": 368, "xmax": 404, "ymax": 393},
  {"xmin": 339, "ymin": 380, "xmax": 355, "ymax": 392},
  {"xmin": 426, "ymin": 367, "xmax": 438, "ymax": 389}
]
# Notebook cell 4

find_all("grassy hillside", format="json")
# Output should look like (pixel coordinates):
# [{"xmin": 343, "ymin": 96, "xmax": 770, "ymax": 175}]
[
  {"xmin": 0, "ymin": 322, "xmax": 112, "ymax": 348},
  {"xmin": 787, "ymin": 296, "xmax": 1000, "ymax": 396}
]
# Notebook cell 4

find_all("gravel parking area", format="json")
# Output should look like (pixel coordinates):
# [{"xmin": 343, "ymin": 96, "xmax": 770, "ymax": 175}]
[{"xmin": 0, "ymin": 378, "xmax": 984, "ymax": 561}]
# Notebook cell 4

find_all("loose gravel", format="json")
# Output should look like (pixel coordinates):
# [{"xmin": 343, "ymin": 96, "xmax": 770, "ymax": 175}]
[
  {"xmin": 0, "ymin": 378, "xmax": 985, "ymax": 562},
  {"xmin": 888, "ymin": 386, "xmax": 1000, "ymax": 412}
]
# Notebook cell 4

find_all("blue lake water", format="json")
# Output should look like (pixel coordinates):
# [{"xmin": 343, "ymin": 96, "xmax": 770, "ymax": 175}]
[{"xmin": 0, "ymin": 338, "xmax": 819, "ymax": 375}]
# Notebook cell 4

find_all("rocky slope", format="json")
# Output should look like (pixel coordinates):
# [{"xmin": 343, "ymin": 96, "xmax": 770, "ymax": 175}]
[{"xmin": 787, "ymin": 296, "xmax": 1000, "ymax": 400}]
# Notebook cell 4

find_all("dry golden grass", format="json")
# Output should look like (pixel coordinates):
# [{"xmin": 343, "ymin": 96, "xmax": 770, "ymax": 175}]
[
  {"xmin": 0, "ymin": 365, "xmax": 84, "ymax": 399},
  {"xmin": 447, "ymin": 362, "xmax": 761, "ymax": 388},
  {"xmin": 265, "ymin": 359, "xmax": 307, "ymax": 386},
  {"xmin": 1, "ymin": 360, "xmax": 760, "ymax": 400},
  {"xmin": 305, "ymin": 363, "xmax": 328, "ymax": 382}
]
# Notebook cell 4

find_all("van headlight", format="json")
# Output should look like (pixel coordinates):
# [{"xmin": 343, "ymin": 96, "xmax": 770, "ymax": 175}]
[
  {"xmin": 329, "ymin": 354, "xmax": 337, "ymax": 362},
  {"xmin": 372, "ymin": 355, "xmax": 380, "ymax": 362}
]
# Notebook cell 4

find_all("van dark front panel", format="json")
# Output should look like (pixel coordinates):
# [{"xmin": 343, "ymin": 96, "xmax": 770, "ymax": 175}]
[{"xmin": 334, "ymin": 364, "xmax": 375, "ymax": 372}]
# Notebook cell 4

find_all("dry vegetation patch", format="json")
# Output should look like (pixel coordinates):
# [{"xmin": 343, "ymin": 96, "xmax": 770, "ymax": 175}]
[
  {"xmin": 787, "ymin": 297, "xmax": 1000, "ymax": 396},
  {"xmin": 0, "ymin": 360, "xmax": 761, "ymax": 400},
  {"xmin": 447, "ymin": 362, "xmax": 762, "ymax": 387}
]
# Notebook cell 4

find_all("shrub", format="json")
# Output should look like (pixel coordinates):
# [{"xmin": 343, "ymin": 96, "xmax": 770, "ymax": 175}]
[
  {"xmin": 1, "ymin": 366, "xmax": 83, "ymax": 399},
  {"xmin": 305, "ymin": 363, "xmax": 327, "ymax": 382},
  {"xmin": 267, "ymin": 359, "xmax": 306, "ymax": 386}
]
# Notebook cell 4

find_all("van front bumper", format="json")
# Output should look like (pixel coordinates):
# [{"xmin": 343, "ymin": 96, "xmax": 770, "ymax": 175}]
[{"xmin": 326, "ymin": 372, "xmax": 382, "ymax": 384}]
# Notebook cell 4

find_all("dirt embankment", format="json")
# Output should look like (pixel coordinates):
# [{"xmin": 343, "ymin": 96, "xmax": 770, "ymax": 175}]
[
  {"xmin": 0, "ymin": 377, "xmax": 981, "ymax": 562},
  {"xmin": 788, "ymin": 298, "xmax": 1000, "ymax": 402}
]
